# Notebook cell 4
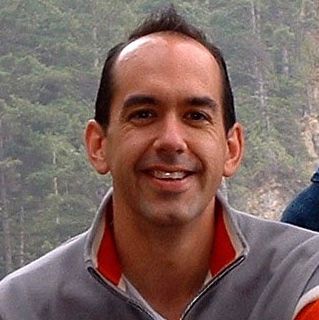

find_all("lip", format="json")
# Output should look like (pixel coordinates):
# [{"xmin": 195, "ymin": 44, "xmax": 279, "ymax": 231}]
[
  {"xmin": 152, "ymin": 170, "xmax": 190, "ymax": 180},
  {"xmin": 141, "ymin": 166, "xmax": 196, "ymax": 193},
  {"xmin": 141, "ymin": 163, "xmax": 197, "ymax": 173}
]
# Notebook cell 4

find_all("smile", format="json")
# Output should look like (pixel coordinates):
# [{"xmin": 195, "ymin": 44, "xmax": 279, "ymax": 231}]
[{"xmin": 151, "ymin": 170, "xmax": 190, "ymax": 180}]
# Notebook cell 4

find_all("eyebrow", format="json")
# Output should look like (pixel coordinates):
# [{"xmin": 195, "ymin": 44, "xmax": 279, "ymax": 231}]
[
  {"xmin": 123, "ymin": 94, "xmax": 159, "ymax": 109},
  {"xmin": 122, "ymin": 94, "xmax": 218, "ymax": 110},
  {"xmin": 186, "ymin": 96, "xmax": 218, "ymax": 111}
]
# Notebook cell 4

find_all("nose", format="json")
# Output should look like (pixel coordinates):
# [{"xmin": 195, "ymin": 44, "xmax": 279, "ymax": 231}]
[{"xmin": 153, "ymin": 114, "xmax": 187, "ymax": 156}]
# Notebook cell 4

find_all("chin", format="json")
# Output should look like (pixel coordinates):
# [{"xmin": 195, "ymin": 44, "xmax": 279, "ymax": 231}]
[{"xmin": 141, "ymin": 205, "xmax": 203, "ymax": 227}]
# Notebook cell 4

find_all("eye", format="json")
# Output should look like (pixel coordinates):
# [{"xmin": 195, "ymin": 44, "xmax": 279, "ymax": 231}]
[
  {"xmin": 127, "ymin": 109, "xmax": 157, "ymax": 124},
  {"xmin": 184, "ymin": 111, "xmax": 210, "ymax": 122},
  {"xmin": 131, "ymin": 110, "xmax": 153, "ymax": 119}
]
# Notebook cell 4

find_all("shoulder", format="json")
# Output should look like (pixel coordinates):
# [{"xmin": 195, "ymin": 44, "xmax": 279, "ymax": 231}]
[
  {"xmin": 1, "ymin": 231, "xmax": 88, "ymax": 288},
  {"xmin": 231, "ymin": 209, "xmax": 319, "ymax": 319},
  {"xmin": 236, "ymin": 209, "xmax": 319, "ymax": 267},
  {"xmin": 2, "ymin": 231, "xmax": 87, "ymax": 280},
  {"xmin": 0, "ymin": 232, "xmax": 88, "ymax": 319},
  {"xmin": 232, "ymin": 205, "xmax": 318, "ymax": 239},
  {"xmin": 220, "ymin": 195, "xmax": 319, "ymax": 283}
]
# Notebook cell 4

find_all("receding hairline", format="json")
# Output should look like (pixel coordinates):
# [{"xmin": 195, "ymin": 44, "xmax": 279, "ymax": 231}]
[
  {"xmin": 110, "ymin": 32, "xmax": 223, "ymax": 110},
  {"xmin": 116, "ymin": 31, "xmax": 217, "ymax": 66},
  {"xmin": 94, "ymin": 10, "xmax": 236, "ymax": 132}
]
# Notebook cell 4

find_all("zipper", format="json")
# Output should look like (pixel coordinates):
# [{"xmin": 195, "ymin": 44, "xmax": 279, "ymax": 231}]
[
  {"xmin": 180, "ymin": 254, "xmax": 246, "ymax": 319},
  {"xmin": 88, "ymin": 267, "xmax": 156, "ymax": 320},
  {"xmin": 88, "ymin": 252, "xmax": 246, "ymax": 320}
]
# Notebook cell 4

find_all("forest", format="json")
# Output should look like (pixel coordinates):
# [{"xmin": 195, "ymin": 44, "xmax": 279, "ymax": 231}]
[{"xmin": 0, "ymin": 0, "xmax": 318, "ymax": 278}]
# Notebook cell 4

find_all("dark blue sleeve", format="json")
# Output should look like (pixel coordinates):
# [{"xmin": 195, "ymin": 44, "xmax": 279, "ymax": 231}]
[{"xmin": 281, "ymin": 169, "xmax": 319, "ymax": 232}]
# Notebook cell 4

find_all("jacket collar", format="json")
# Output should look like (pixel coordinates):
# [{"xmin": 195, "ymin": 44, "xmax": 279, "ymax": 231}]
[{"xmin": 84, "ymin": 188, "xmax": 248, "ymax": 289}]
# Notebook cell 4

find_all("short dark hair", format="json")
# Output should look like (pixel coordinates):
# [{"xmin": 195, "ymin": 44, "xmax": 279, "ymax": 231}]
[{"xmin": 94, "ymin": 5, "xmax": 236, "ymax": 132}]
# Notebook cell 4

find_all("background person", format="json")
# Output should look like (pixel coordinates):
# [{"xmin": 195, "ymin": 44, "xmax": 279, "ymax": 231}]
[{"xmin": 281, "ymin": 167, "xmax": 319, "ymax": 231}]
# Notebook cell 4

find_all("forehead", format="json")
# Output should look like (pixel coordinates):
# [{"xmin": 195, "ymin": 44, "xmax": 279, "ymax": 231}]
[
  {"xmin": 114, "ymin": 32, "xmax": 221, "ymax": 84},
  {"xmin": 110, "ymin": 33, "xmax": 223, "ymax": 115}
]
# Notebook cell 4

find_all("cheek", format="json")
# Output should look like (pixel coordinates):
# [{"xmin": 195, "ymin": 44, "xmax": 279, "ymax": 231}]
[
  {"xmin": 195, "ymin": 139, "xmax": 228, "ymax": 170},
  {"xmin": 108, "ymin": 135, "xmax": 150, "ymax": 172}
]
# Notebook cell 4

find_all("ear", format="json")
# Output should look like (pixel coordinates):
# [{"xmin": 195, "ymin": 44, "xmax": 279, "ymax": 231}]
[
  {"xmin": 84, "ymin": 119, "xmax": 110, "ymax": 174},
  {"xmin": 223, "ymin": 122, "xmax": 244, "ymax": 177}
]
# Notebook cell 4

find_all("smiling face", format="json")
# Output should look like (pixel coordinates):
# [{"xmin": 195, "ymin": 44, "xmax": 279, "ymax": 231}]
[{"xmin": 86, "ymin": 32, "xmax": 244, "ymax": 227}]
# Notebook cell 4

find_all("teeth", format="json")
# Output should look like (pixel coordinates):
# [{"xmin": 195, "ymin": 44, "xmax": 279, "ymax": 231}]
[{"xmin": 153, "ymin": 170, "xmax": 186, "ymax": 180}]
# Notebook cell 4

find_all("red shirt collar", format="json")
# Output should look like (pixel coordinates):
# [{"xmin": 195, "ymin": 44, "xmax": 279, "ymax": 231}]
[{"xmin": 95, "ymin": 198, "xmax": 238, "ymax": 286}]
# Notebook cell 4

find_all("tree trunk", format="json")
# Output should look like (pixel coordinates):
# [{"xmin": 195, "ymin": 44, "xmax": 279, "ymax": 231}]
[
  {"xmin": 0, "ymin": 117, "xmax": 13, "ymax": 274},
  {"xmin": 282, "ymin": 46, "xmax": 290, "ymax": 76},
  {"xmin": 18, "ymin": 206, "xmax": 25, "ymax": 267},
  {"xmin": 299, "ymin": 0, "xmax": 319, "ymax": 116},
  {"xmin": 90, "ymin": 0, "xmax": 99, "ymax": 69},
  {"xmin": 93, "ymin": 25, "xmax": 99, "ymax": 69},
  {"xmin": 250, "ymin": 0, "xmax": 270, "ymax": 133},
  {"xmin": 53, "ymin": 150, "xmax": 60, "ymax": 224}
]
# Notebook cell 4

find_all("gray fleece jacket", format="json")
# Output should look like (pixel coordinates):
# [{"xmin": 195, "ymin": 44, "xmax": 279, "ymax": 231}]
[{"xmin": 1, "ymin": 190, "xmax": 319, "ymax": 320}]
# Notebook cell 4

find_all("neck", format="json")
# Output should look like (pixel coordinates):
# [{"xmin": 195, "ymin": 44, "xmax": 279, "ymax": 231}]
[{"xmin": 113, "ymin": 202, "xmax": 215, "ymax": 320}]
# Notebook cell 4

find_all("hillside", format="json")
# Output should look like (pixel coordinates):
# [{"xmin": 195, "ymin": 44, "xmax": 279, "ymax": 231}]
[{"xmin": 0, "ymin": 0, "xmax": 318, "ymax": 278}]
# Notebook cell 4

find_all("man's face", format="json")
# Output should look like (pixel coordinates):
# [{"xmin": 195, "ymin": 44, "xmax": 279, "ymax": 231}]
[{"xmin": 87, "ymin": 33, "xmax": 243, "ymax": 227}]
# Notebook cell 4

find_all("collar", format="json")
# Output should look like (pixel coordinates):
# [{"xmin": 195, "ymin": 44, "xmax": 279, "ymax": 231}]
[{"xmin": 85, "ymin": 188, "xmax": 247, "ymax": 289}]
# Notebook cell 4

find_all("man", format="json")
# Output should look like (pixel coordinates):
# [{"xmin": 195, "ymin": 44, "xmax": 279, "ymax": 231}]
[
  {"xmin": 1, "ymin": 6, "xmax": 319, "ymax": 320},
  {"xmin": 281, "ymin": 167, "xmax": 319, "ymax": 231}
]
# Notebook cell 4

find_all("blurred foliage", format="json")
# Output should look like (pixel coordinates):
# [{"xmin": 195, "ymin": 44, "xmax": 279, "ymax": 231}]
[{"xmin": 0, "ymin": 0, "xmax": 318, "ymax": 278}]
